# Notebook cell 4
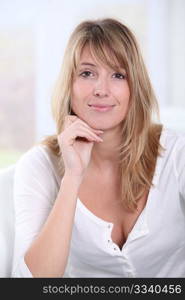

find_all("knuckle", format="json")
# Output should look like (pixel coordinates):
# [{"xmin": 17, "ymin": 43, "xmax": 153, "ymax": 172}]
[
  {"xmin": 64, "ymin": 115, "xmax": 78, "ymax": 128},
  {"xmin": 67, "ymin": 115, "xmax": 78, "ymax": 121},
  {"xmin": 58, "ymin": 131, "xmax": 65, "ymax": 141}
]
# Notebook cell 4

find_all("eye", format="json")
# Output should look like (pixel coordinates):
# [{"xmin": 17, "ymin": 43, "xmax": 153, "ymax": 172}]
[
  {"xmin": 112, "ymin": 72, "xmax": 126, "ymax": 79},
  {"xmin": 80, "ymin": 71, "xmax": 94, "ymax": 78}
]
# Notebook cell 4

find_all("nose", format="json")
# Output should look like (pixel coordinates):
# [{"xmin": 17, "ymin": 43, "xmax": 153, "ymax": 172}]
[{"xmin": 93, "ymin": 77, "xmax": 110, "ymax": 98}]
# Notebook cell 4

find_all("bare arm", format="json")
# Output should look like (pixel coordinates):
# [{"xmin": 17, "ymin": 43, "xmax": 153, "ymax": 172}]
[
  {"xmin": 24, "ymin": 173, "xmax": 81, "ymax": 277},
  {"xmin": 24, "ymin": 116, "xmax": 103, "ymax": 277}
]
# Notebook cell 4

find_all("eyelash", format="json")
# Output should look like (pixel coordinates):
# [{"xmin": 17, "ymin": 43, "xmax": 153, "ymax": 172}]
[
  {"xmin": 80, "ymin": 71, "xmax": 93, "ymax": 78},
  {"xmin": 112, "ymin": 73, "xmax": 126, "ymax": 79},
  {"xmin": 79, "ymin": 71, "xmax": 126, "ymax": 79}
]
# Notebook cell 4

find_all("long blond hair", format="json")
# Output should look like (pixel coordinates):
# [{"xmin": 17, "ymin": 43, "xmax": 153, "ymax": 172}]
[{"xmin": 41, "ymin": 18, "xmax": 163, "ymax": 210}]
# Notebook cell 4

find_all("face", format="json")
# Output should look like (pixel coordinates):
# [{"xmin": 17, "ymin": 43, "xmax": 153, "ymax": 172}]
[{"xmin": 71, "ymin": 46, "xmax": 130, "ymax": 131}]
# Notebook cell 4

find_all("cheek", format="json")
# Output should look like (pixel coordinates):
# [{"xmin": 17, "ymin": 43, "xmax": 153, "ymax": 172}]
[
  {"xmin": 114, "ymin": 85, "xmax": 130, "ymax": 106},
  {"xmin": 71, "ymin": 84, "xmax": 86, "ymax": 114},
  {"xmin": 114, "ymin": 85, "xmax": 130, "ymax": 119},
  {"xmin": 72, "ymin": 79, "xmax": 92, "ymax": 96},
  {"xmin": 121, "ymin": 82, "xmax": 130, "ymax": 98},
  {"xmin": 71, "ymin": 81, "xmax": 92, "ymax": 109},
  {"xmin": 71, "ymin": 83, "xmax": 80, "ymax": 109},
  {"xmin": 71, "ymin": 82, "xmax": 81, "ymax": 98},
  {"xmin": 70, "ymin": 97, "xmax": 80, "ymax": 114}
]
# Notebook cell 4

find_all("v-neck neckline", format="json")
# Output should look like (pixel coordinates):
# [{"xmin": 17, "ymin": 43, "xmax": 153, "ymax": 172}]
[{"xmin": 76, "ymin": 127, "xmax": 167, "ymax": 251}]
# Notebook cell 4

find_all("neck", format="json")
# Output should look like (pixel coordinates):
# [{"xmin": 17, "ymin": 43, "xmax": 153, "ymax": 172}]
[{"xmin": 90, "ymin": 125, "xmax": 122, "ymax": 172}]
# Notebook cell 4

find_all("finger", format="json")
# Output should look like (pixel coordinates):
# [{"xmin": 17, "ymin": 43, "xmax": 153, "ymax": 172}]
[
  {"xmin": 74, "ymin": 126, "xmax": 104, "ymax": 142},
  {"xmin": 69, "ymin": 118, "xmax": 100, "ymax": 130},
  {"xmin": 71, "ymin": 120, "xmax": 104, "ymax": 135},
  {"xmin": 92, "ymin": 129, "xmax": 104, "ymax": 135},
  {"xmin": 75, "ymin": 136, "xmax": 94, "ymax": 143},
  {"xmin": 65, "ymin": 116, "xmax": 78, "ymax": 123},
  {"xmin": 64, "ymin": 115, "xmax": 78, "ymax": 128},
  {"xmin": 68, "ymin": 128, "xmax": 103, "ymax": 145},
  {"xmin": 64, "ymin": 116, "xmax": 104, "ymax": 136}
]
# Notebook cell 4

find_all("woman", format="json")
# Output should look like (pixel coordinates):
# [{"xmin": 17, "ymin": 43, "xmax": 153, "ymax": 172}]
[{"xmin": 12, "ymin": 18, "xmax": 185, "ymax": 278}]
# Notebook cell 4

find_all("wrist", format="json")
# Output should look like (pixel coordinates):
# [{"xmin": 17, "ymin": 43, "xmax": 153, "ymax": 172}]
[{"xmin": 63, "ymin": 171, "xmax": 83, "ymax": 185}]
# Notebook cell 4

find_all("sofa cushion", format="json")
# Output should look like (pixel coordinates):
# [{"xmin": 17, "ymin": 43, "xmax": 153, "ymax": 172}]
[{"xmin": 0, "ymin": 165, "xmax": 15, "ymax": 277}]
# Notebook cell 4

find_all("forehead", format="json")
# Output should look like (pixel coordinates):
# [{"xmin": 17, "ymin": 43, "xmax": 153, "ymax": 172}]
[
  {"xmin": 78, "ymin": 45, "xmax": 103, "ymax": 66},
  {"xmin": 79, "ymin": 46, "xmax": 94, "ymax": 61},
  {"xmin": 76, "ymin": 44, "xmax": 123, "ymax": 70}
]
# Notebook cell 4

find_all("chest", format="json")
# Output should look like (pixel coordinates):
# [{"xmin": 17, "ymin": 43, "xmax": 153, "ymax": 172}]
[{"xmin": 78, "ymin": 176, "xmax": 147, "ymax": 250}]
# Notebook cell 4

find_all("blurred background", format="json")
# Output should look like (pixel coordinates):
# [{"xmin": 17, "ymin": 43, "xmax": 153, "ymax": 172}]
[{"xmin": 0, "ymin": 0, "xmax": 185, "ymax": 169}]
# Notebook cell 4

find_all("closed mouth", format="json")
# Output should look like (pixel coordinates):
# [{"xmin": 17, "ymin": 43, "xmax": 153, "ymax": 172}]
[{"xmin": 88, "ymin": 104, "xmax": 115, "ymax": 107}]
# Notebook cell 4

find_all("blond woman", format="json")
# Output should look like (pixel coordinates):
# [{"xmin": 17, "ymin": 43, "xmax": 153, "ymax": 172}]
[{"xmin": 12, "ymin": 18, "xmax": 185, "ymax": 278}]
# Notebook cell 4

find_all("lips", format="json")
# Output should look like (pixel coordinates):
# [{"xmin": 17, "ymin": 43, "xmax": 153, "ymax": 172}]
[
  {"xmin": 88, "ymin": 104, "xmax": 115, "ymax": 112},
  {"xmin": 88, "ymin": 104, "xmax": 115, "ymax": 108}
]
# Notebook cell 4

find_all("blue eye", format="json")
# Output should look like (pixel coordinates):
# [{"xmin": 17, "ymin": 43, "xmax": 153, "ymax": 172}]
[
  {"xmin": 80, "ymin": 71, "xmax": 93, "ymax": 77},
  {"xmin": 112, "ymin": 73, "xmax": 126, "ymax": 79}
]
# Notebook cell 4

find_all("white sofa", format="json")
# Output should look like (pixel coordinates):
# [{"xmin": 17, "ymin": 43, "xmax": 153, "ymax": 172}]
[{"xmin": 0, "ymin": 165, "xmax": 15, "ymax": 277}]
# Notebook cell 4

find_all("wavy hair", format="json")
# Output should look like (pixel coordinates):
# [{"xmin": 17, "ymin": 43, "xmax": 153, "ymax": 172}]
[{"xmin": 41, "ymin": 18, "xmax": 163, "ymax": 210}]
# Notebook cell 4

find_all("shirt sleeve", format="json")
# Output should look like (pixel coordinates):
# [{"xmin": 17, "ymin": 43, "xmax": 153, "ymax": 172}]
[
  {"xmin": 174, "ymin": 135, "xmax": 185, "ymax": 202},
  {"xmin": 11, "ymin": 146, "xmax": 58, "ymax": 277}
]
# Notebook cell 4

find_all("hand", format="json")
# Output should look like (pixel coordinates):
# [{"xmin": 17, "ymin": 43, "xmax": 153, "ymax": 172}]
[{"xmin": 57, "ymin": 116, "xmax": 103, "ymax": 178}]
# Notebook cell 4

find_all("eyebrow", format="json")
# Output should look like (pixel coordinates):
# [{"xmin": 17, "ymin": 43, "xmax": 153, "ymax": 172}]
[
  {"xmin": 79, "ymin": 62, "xmax": 97, "ymax": 67},
  {"xmin": 78, "ymin": 62, "xmax": 126, "ymax": 72}
]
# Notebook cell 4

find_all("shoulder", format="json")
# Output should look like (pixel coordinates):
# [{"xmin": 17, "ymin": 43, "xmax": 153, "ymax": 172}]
[
  {"xmin": 13, "ymin": 145, "xmax": 61, "ymax": 205},
  {"xmin": 14, "ymin": 144, "xmax": 62, "ymax": 185},
  {"xmin": 161, "ymin": 127, "xmax": 185, "ymax": 152},
  {"xmin": 15, "ymin": 144, "xmax": 52, "ymax": 170},
  {"xmin": 161, "ymin": 127, "xmax": 185, "ymax": 175}
]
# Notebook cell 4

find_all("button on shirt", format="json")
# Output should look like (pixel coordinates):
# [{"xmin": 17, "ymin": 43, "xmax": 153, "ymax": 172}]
[{"xmin": 11, "ymin": 128, "xmax": 185, "ymax": 277}]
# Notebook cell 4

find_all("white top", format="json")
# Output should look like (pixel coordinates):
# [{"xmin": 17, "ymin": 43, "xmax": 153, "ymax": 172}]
[{"xmin": 11, "ymin": 127, "xmax": 185, "ymax": 278}]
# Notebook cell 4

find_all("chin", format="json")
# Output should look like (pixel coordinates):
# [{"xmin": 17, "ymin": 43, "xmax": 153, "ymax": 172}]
[
  {"xmin": 75, "ymin": 110, "xmax": 123, "ymax": 130},
  {"xmin": 86, "ymin": 119, "xmax": 120, "ymax": 131}
]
